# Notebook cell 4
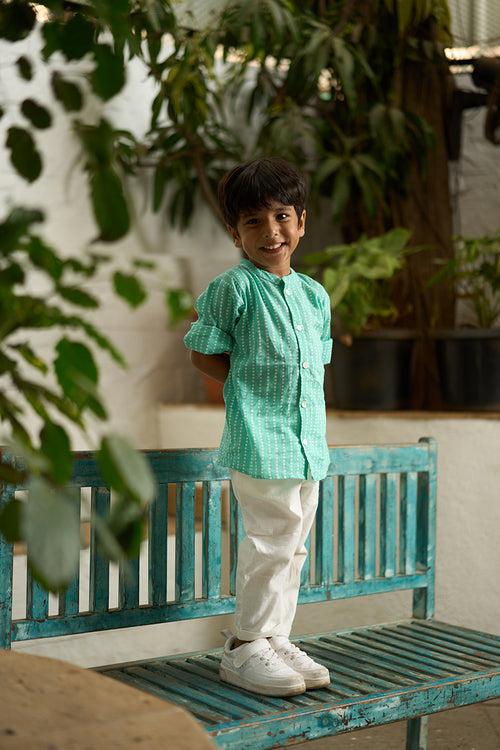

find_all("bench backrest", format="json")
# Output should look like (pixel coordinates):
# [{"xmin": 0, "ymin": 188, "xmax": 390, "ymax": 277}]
[{"xmin": 0, "ymin": 437, "xmax": 436, "ymax": 648}]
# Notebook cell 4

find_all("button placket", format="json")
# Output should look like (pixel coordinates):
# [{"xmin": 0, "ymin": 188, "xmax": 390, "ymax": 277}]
[{"xmin": 286, "ymin": 280, "xmax": 310, "ymax": 458}]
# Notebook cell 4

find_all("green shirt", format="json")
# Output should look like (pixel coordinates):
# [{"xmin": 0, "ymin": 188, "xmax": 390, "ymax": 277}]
[{"xmin": 183, "ymin": 258, "xmax": 333, "ymax": 480}]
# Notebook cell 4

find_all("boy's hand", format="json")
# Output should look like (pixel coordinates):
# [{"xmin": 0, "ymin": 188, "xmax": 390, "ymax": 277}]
[{"xmin": 190, "ymin": 351, "xmax": 230, "ymax": 383}]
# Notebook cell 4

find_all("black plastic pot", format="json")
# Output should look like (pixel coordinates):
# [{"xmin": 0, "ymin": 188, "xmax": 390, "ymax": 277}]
[
  {"xmin": 327, "ymin": 329, "xmax": 418, "ymax": 410},
  {"xmin": 432, "ymin": 328, "xmax": 500, "ymax": 410}
]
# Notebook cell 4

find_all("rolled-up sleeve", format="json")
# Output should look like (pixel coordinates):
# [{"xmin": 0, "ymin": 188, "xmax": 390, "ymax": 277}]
[
  {"xmin": 184, "ymin": 275, "xmax": 244, "ymax": 355},
  {"xmin": 320, "ymin": 289, "xmax": 333, "ymax": 365}
]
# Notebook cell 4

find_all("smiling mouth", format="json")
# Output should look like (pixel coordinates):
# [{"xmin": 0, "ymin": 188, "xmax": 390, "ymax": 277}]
[{"xmin": 261, "ymin": 242, "xmax": 286, "ymax": 253}]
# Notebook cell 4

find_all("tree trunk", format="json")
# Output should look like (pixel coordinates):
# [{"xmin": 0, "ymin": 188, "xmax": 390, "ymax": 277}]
[{"xmin": 387, "ymin": 48, "xmax": 456, "ymax": 409}]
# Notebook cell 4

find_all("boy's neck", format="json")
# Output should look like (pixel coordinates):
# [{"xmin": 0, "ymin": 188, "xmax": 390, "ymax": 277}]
[{"xmin": 244, "ymin": 256, "xmax": 292, "ymax": 278}]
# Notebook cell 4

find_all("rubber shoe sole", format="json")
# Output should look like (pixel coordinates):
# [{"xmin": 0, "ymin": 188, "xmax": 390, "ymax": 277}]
[
  {"xmin": 303, "ymin": 672, "xmax": 331, "ymax": 689},
  {"xmin": 219, "ymin": 665, "xmax": 306, "ymax": 696}
]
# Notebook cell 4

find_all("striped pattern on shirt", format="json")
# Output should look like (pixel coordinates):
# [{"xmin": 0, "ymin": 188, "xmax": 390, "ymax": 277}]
[{"xmin": 184, "ymin": 258, "xmax": 333, "ymax": 480}]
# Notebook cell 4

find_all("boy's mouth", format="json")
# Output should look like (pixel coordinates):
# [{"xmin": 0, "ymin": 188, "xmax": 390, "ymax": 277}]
[{"xmin": 260, "ymin": 242, "xmax": 286, "ymax": 253}]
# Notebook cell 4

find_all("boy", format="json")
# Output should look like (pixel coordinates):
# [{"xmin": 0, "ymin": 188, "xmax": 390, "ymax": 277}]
[{"xmin": 183, "ymin": 157, "xmax": 333, "ymax": 697}]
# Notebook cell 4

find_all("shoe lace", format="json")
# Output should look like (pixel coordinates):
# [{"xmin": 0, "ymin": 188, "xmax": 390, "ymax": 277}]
[
  {"xmin": 258, "ymin": 647, "xmax": 284, "ymax": 668},
  {"xmin": 278, "ymin": 642, "xmax": 308, "ymax": 662}
]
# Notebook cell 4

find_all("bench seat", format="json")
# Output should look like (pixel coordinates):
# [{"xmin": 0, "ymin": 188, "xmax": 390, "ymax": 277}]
[{"xmin": 97, "ymin": 618, "xmax": 500, "ymax": 749}]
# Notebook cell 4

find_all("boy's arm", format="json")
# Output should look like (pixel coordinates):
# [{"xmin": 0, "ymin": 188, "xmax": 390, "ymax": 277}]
[{"xmin": 191, "ymin": 351, "xmax": 230, "ymax": 383}]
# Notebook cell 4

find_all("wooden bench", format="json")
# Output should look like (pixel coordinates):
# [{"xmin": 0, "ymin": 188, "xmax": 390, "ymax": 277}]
[{"xmin": 1, "ymin": 437, "xmax": 499, "ymax": 749}]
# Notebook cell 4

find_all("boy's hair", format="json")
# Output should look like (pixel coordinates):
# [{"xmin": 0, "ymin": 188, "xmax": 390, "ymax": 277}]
[{"xmin": 218, "ymin": 157, "xmax": 307, "ymax": 229}]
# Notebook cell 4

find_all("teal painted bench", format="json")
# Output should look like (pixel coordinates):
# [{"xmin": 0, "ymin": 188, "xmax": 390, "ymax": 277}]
[{"xmin": 1, "ymin": 437, "xmax": 499, "ymax": 748}]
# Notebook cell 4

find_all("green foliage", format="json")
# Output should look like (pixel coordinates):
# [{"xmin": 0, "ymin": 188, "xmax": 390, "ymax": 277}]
[
  {"xmin": 20, "ymin": 99, "xmax": 52, "ymax": 129},
  {"xmin": 51, "ymin": 73, "xmax": 83, "ymax": 112},
  {"xmin": 5, "ymin": 127, "xmax": 42, "ymax": 182},
  {"xmin": 0, "ymin": 206, "xmax": 156, "ymax": 589},
  {"xmin": 300, "ymin": 228, "xmax": 422, "ymax": 335},
  {"xmin": 426, "ymin": 234, "xmax": 500, "ymax": 328},
  {"xmin": 0, "ymin": 0, "xmax": 453, "ymax": 589}
]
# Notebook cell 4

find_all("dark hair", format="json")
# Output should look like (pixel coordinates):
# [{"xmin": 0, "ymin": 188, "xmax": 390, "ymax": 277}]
[{"xmin": 218, "ymin": 157, "xmax": 307, "ymax": 228}]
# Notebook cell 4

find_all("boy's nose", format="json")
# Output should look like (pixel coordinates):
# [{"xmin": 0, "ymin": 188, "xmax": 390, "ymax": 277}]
[{"xmin": 263, "ymin": 222, "xmax": 280, "ymax": 238}]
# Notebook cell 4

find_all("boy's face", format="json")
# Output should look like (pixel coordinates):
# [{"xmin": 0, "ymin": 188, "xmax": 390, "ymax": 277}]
[{"xmin": 229, "ymin": 202, "xmax": 306, "ymax": 277}]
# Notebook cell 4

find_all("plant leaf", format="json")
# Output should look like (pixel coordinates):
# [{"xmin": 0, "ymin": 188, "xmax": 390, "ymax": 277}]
[
  {"xmin": 6, "ymin": 127, "xmax": 42, "ymax": 183},
  {"xmin": 113, "ymin": 271, "xmax": 147, "ymax": 308},
  {"xmin": 39, "ymin": 422, "xmax": 73, "ymax": 485},
  {"xmin": 51, "ymin": 73, "xmax": 83, "ymax": 112},
  {"xmin": 16, "ymin": 55, "xmax": 33, "ymax": 80},
  {"xmin": 98, "ymin": 434, "xmax": 155, "ymax": 507},
  {"xmin": 0, "ymin": 498, "xmax": 24, "ymax": 543},
  {"xmin": 89, "ymin": 168, "xmax": 130, "ymax": 242},
  {"xmin": 56, "ymin": 285, "xmax": 99, "ymax": 308},
  {"xmin": 0, "ymin": 1, "xmax": 36, "ymax": 42},
  {"xmin": 90, "ymin": 44, "xmax": 126, "ymax": 101},
  {"xmin": 23, "ymin": 477, "xmax": 80, "ymax": 591},
  {"xmin": 20, "ymin": 99, "xmax": 52, "ymax": 129}
]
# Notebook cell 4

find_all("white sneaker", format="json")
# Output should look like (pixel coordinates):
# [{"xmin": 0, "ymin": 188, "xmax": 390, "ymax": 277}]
[
  {"xmin": 268, "ymin": 636, "xmax": 331, "ymax": 689},
  {"xmin": 219, "ymin": 631, "xmax": 306, "ymax": 697}
]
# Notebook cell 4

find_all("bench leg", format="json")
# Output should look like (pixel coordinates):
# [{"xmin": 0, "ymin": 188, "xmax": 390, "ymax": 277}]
[{"xmin": 405, "ymin": 716, "xmax": 428, "ymax": 750}]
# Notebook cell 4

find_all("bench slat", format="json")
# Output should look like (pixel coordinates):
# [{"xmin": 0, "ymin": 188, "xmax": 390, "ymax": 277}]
[
  {"xmin": 380, "ymin": 473, "xmax": 398, "ymax": 577},
  {"xmin": 148, "ymin": 483, "xmax": 168, "ymax": 606},
  {"xmin": 0, "ymin": 481, "xmax": 14, "ymax": 648},
  {"xmin": 370, "ymin": 627, "xmax": 494, "ymax": 672},
  {"xmin": 89, "ymin": 487, "xmax": 110, "ymax": 613},
  {"xmin": 315, "ymin": 476, "xmax": 334, "ymax": 585},
  {"xmin": 338, "ymin": 475, "xmax": 356, "ymax": 582},
  {"xmin": 336, "ymin": 631, "xmax": 448, "ymax": 677},
  {"xmin": 26, "ymin": 572, "xmax": 49, "ymax": 620},
  {"xmin": 64, "ymin": 444, "xmax": 433, "ymax": 486},
  {"xmin": 358, "ymin": 473, "xmax": 377, "ymax": 580},
  {"xmin": 229, "ymin": 484, "xmax": 244, "ymax": 596},
  {"xmin": 399, "ymin": 472, "xmax": 417, "ymax": 575},
  {"xmin": 58, "ymin": 486, "xmax": 81, "ymax": 616},
  {"xmin": 419, "ymin": 620, "xmax": 500, "ymax": 651},
  {"xmin": 202, "ymin": 481, "xmax": 222, "ymax": 600},
  {"xmin": 175, "ymin": 482, "xmax": 195, "ymax": 602},
  {"xmin": 394, "ymin": 623, "xmax": 500, "ymax": 664},
  {"xmin": 300, "ymin": 535, "xmax": 311, "ymax": 586}
]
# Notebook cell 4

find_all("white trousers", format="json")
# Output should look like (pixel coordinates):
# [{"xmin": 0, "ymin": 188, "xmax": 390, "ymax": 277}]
[{"xmin": 229, "ymin": 467, "xmax": 320, "ymax": 640}]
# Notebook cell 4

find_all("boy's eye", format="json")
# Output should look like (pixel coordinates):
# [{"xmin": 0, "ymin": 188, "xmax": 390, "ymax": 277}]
[{"xmin": 277, "ymin": 213, "xmax": 289, "ymax": 220}]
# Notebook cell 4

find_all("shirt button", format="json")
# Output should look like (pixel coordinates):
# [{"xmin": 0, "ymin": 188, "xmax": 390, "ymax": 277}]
[
  {"xmin": 303, "ymin": 438, "xmax": 308, "ymax": 446},
  {"xmin": 284, "ymin": 289, "xmax": 292, "ymax": 296},
  {"xmin": 295, "ymin": 324, "xmax": 303, "ymax": 331},
  {"xmin": 302, "ymin": 361, "xmax": 309, "ymax": 369},
  {"xmin": 301, "ymin": 400, "xmax": 307, "ymax": 408}
]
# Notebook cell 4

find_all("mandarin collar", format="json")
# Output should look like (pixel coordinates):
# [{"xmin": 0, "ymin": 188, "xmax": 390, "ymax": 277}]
[{"xmin": 239, "ymin": 258, "xmax": 297, "ymax": 285}]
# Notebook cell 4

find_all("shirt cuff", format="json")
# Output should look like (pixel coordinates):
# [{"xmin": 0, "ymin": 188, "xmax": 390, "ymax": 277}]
[
  {"xmin": 184, "ymin": 322, "xmax": 233, "ymax": 354},
  {"xmin": 322, "ymin": 337, "xmax": 333, "ymax": 364}
]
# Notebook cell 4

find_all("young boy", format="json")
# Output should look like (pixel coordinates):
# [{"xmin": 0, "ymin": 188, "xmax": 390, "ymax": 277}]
[{"xmin": 183, "ymin": 157, "xmax": 333, "ymax": 697}]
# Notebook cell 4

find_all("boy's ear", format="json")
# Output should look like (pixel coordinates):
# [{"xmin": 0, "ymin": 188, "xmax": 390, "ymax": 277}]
[
  {"xmin": 228, "ymin": 224, "xmax": 242, "ymax": 247},
  {"xmin": 298, "ymin": 209, "xmax": 306, "ymax": 237}
]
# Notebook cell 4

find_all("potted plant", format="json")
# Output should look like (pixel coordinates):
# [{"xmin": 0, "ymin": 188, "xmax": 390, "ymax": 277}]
[
  {"xmin": 426, "ymin": 233, "xmax": 500, "ymax": 410},
  {"xmin": 300, "ymin": 227, "xmax": 426, "ymax": 409}
]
